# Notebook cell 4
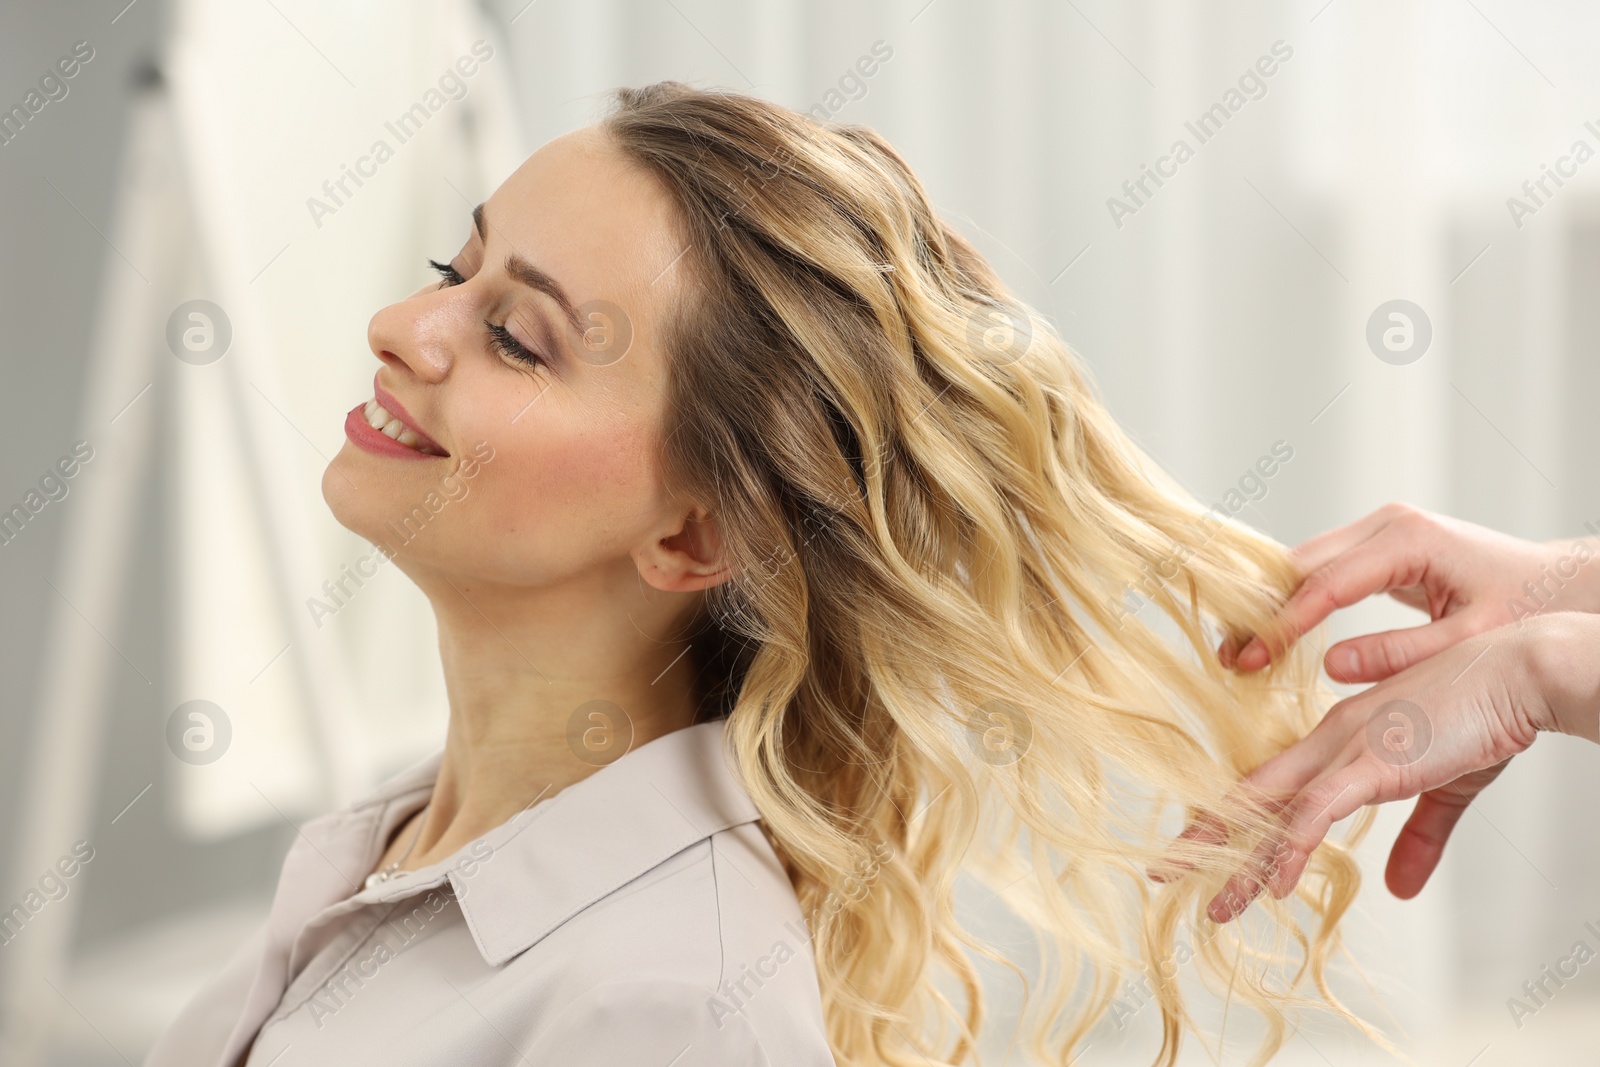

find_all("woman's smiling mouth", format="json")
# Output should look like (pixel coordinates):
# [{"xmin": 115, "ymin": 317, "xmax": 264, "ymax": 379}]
[{"xmin": 344, "ymin": 384, "xmax": 450, "ymax": 459}]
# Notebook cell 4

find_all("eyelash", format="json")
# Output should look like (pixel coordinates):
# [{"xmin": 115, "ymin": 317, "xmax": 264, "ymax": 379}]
[{"xmin": 427, "ymin": 258, "xmax": 546, "ymax": 369}]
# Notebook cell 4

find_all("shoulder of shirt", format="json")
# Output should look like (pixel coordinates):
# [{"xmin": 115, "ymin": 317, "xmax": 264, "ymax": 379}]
[
  {"xmin": 591, "ymin": 823, "xmax": 800, "ymax": 964},
  {"xmin": 520, "ymin": 821, "xmax": 835, "ymax": 1066}
]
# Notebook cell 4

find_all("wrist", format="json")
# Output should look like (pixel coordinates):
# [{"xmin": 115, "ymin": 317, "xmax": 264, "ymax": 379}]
[
  {"xmin": 1542, "ymin": 536, "xmax": 1600, "ymax": 614},
  {"xmin": 1518, "ymin": 610, "xmax": 1600, "ymax": 744}
]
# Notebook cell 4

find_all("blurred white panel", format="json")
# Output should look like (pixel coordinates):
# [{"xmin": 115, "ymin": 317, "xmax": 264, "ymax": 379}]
[{"xmin": 157, "ymin": 0, "xmax": 529, "ymax": 838}]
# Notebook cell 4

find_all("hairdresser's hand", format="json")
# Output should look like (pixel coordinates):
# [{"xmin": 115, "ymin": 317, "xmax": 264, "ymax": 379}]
[
  {"xmin": 1220, "ymin": 503, "xmax": 1600, "ymax": 683},
  {"xmin": 1163, "ymin": 611, "xmax": 1600, "ymax": 922}
]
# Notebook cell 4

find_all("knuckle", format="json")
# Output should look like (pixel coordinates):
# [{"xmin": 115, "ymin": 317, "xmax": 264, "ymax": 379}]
[
  {"xmin": 1298, "ymin": 566, "xmax": 1342, "ymax": 613},
  {"xmin": 1296, "ymin": 778, "xmax": 1351, "ymax": 830},
  {"xmin": 1373, "ymin": 634, "xmax": 1410, "ymax": 676},
  {"xmin": 1256, "ymin": 840, "xmax": 1294, "ymax": 879},
  {"xmin": 1379, "ymin": 501, "xmax": 1414, "ymax": 521},
  {"xmin": 1325, "ymin": 694, "xmax": 1359, "ymax": 726},
  {"xmin": 1389, "ymin": 505, "xmax": 1436, "ymax": 539}
]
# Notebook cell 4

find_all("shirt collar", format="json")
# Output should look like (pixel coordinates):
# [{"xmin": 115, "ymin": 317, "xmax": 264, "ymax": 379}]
[{"xmin": 350, "ymin": 716, "xmax": 762, "ymax": 967}]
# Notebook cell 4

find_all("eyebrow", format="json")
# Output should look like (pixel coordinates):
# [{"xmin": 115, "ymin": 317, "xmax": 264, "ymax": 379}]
[{"xmin": 473, "ymin": 202, "xmax": 583, "ymax": 337}]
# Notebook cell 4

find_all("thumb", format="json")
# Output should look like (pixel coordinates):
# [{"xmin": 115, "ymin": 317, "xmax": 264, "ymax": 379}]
[{"xmin": 1324, "ymin": 612, "xmax": 1482, "ymax": 684}]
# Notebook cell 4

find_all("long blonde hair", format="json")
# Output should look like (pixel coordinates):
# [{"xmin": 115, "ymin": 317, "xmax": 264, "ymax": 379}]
[{"xmin": 602, "ymin": 80, "xmax": 1386, "ymax": 1067}]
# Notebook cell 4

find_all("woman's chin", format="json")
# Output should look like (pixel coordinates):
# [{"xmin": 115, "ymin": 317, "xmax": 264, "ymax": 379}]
[{"xmin": 320, "ymin": 449, "xmax": 372, "ymax": 537}]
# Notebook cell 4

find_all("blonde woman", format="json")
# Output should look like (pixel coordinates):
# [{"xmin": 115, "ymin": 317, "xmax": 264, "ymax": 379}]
[{"xmin": 149, "ymin": 81, "xmax": 1399, "ymax": 1067}]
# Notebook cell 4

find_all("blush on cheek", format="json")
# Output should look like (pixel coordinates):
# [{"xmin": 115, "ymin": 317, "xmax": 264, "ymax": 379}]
[{"xmin": 488, "ymin": 433, "xmax": 653, "ymax": 546}]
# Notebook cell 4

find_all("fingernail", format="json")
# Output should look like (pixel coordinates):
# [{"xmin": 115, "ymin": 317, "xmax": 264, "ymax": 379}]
[
  {"xmin": 1329, "ymin": 647, "xmax": 1360, "ymax": 680},
  {"xmin": 1219, "ymin": 636, "xmax": 1241, "ymax": 667},
  {"xmin": 1237, "ymin": 640, "xmax": 1266, "ymax": 670}
]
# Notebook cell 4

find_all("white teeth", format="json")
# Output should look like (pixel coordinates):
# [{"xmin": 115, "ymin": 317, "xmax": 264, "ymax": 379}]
[{"xmin": 359, "ymin": 397, "xmax": 440, "ymax": 453}]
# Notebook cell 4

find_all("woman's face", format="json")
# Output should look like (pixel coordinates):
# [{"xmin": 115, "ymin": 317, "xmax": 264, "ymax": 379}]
[{"xmin": 322, "ymin": 124, "xmax": 722, "ymax": 599}]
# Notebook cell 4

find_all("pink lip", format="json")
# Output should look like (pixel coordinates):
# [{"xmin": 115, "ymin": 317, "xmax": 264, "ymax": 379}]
[
  {"xmin": 344, "ymin": 405, "xmax": 442, "ymax": 461},
  {"xmin": 373, "ymin": 377, "xmax": 450, "ymax": 456}
]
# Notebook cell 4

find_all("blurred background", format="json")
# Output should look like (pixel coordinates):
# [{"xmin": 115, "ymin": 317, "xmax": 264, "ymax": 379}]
[{"xmin": 1, "ymin": 0, "xmax": 1597, "ymax": 1063}]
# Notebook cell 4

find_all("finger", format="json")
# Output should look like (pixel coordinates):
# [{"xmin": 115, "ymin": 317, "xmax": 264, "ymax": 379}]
[
  {"xmin": 1219, "ymin": 507, "xmax": 1402, "ymax": 669},
  {"xmin": 1149, "ymin": 801, "xmax": 1268, "ymax": 882},
  {"xmin": 1262, "ymin": 759, "xmax": 1383, "ymax": 899},
  {"xmin": 1283, "ymin": 504, "xmax": 1405, "ymax": 579},
  {"xmin": 1234, "ymin": 532, "xmax": 1429, "ymax": 671},
  {"xmin": 1152, "ymin": 715, "xmax": 1356, "ymax": 884},
  {"xmin": 1322, "ymin": 611, "xmax": 1485, "ymax": 684},
  {"xmin": 1384, "ymin": 790, "xmax": 1473, "ymax": 900},
  {"xmin": 1146, "ymin": 809, "xmax": 1227, "ymax": 882},
  {"xmin": 1386, "ymin": 760, "xmax": 1513, "ymax": 898},
  {"xmin": 1208, "ymin": 833, "xmax": 1295, "ymax": 922},
  {"xmin": 1209, "ymin": 869, "xmax": 1262, "ymax": 923},
  {"xmin": 1150, "ymin": 762, "xmax": 1309, "ymax": 883},
  {"xmin": 1231, "ymin": 701, "xmax": 1364, "ymax": 798},
  {"xmin": 1207, "ymin": 715, "xmax": 1380, "ymax": 911},
  {"xmin": 1217, "ymin": 632, "xmax": 1244, "ymax": 669},
  {"xmin": 1210, "ymin": 737, "xmax": 1369, "ymax": 919}
]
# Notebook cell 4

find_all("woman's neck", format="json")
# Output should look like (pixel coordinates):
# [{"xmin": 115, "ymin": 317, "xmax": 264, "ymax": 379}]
[{"xmin": 394, "ymin": 571, "xmax": 704, "ymax": 871}]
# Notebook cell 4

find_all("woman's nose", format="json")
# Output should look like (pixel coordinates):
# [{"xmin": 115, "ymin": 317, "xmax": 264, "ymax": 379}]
[{"xmin": 366, "ymin": 285, "xmax": 465, "ymax": 384}]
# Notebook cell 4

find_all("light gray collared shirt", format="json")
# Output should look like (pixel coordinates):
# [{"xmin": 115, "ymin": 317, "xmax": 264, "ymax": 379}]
[{"xmin": 143, "ymin": 718, "xmax": 837, "ymax": 1066}]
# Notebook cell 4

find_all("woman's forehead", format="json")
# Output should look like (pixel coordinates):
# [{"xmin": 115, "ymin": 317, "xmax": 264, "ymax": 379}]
[{"xmin": 483, "ymin": 127, "xmax": 690, "ymax": 334}]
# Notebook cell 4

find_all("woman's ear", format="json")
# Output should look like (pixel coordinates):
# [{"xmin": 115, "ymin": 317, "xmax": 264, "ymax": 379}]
[{"xmin": 636, "ymin": 502, "xmax": 731, "ymax": 593}]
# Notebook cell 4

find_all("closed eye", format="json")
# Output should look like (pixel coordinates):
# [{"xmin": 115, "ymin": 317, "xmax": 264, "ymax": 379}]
[
  {"xmin": 485, "ymin": 320, "xmax": 546, "ymax": 368},
  {"xmin": 428, "ymin": 258, "xmax": 464, "ymax": 286},
  {"xmin": 426, "ymin": 257, "xmax": 548, "ymax": 369}
]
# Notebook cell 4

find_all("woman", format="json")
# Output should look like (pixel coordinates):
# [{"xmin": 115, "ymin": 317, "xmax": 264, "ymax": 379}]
[{"xmin": 149, "ymin": 81, "xmax": 1381, "ymax": 1066}]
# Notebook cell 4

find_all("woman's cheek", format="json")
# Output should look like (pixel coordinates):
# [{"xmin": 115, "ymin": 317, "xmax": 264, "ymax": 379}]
[{"xmin": 486, "ymin": 431, "xmax": 646, "ymax": 538}]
